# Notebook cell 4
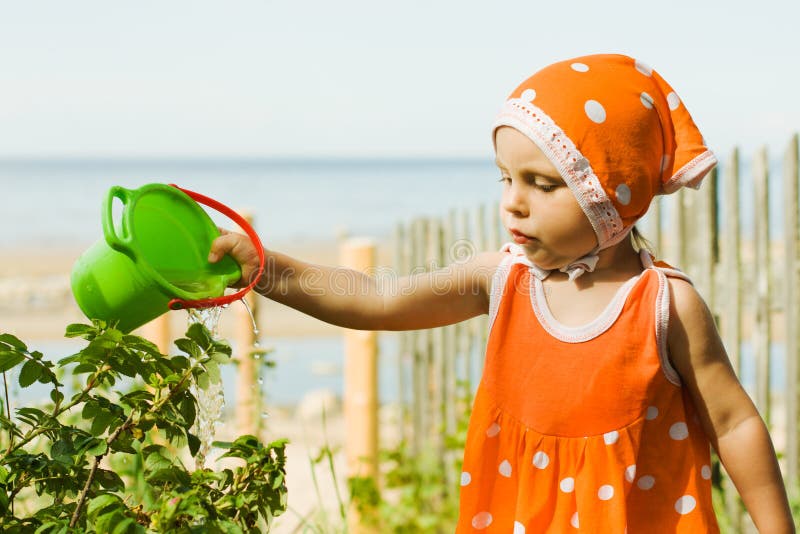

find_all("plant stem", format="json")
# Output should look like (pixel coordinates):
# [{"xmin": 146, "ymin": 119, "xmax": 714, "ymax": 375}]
[
  {"xmin": 69, "ymin": 411, "xmax": 135, "ymax": 527},
  {"xmin": 68, "ymin": 364, "xmax": 196, "ymax": 528},
  {"xmin": 2, "ymin": 371, "xmax": 13, "ymax": 516}
]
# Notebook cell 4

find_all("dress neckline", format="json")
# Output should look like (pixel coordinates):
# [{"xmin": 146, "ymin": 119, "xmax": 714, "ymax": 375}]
[{"xmin": 529, "ymin": 248, "xmax": 653, "ymax": 343}]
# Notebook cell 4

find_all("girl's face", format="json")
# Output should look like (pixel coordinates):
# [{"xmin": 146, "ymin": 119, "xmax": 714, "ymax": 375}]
[{"xmin": 495, "ymin": 126, "xmax": 598, "ymax": 270}]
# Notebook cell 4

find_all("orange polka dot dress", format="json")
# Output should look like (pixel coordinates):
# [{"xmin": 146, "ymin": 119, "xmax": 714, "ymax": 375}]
[{"xmin": 456, "ymin": 245, "xmax": 720, "ymax": 532}]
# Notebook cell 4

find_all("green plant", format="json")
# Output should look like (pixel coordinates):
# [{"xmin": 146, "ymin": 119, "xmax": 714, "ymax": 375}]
[{"xmin": 0, "ymin": 320, "xmax": 288, "ymax": 533}]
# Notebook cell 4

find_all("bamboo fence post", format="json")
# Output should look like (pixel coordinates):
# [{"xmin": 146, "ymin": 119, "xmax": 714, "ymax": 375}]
[
  {"xmin": 429, "ymin": 218, "xmax": 444, "ymax": 452},
  {"xmin": 341, "ymin": 237, "xmax": 379, "ymax": 484},
  {"xmin": 412, "ymin": 218, "xmax": 429, "ymax": 454},
  {"xmin": 459, "ymin": 209, "xmax": 475, "ymax": 391},
  {"xmin": 720, "ymin": 148, "xmax": 744, "ymax": 527},
  {"xmin": 474, "ymin": 205, "xmax": 489, "ymax": 376},
  {"xmin": 696, "ymin": 167, "xmax": 718, "ymax": 309},
  {"xmin": 443, "ymin": 209, "xmax": 459, "ymax": 496},
  {"xmin": 394, "ymin": 222, "xmax": 409, "ymax": 445},
  {"xmin": 784, "ymin": 134, "xmax": 800, "ymax": 489},
  {"xmin": 723, "ymin": 148, "xmax": 743, "ymax": 377},
  {"xmin": 643, "ymin": 197, "xmax": 662, "ymax": 256},
  {"xmin": 232, "ymin": 212, "xmax": 259, "ymax": 437},
  {"xmin": 142, "ymin": 315, "xmax": 171, "ymax": 355},
  {"xmin": 753, "ymin": 147, "xmax": 772, "ymax": 423}
]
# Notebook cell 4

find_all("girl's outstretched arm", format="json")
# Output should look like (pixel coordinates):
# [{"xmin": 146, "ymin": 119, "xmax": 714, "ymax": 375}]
[
  {"xmin": 208, "ymin": 230, "xmax": 503, "ymax": 331},
  {"xmin": 667, "ymin": 278, "xmax": 795, "ymax": 533}
]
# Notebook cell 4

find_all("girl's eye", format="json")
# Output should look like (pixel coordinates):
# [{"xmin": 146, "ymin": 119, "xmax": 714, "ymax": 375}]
[{"xmin": 536, "ymin": 183, "xmax": 558, "ymax": 193}]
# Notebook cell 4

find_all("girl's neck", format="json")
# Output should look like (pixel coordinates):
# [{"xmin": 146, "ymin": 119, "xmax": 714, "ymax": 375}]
[{"xmin": 554, "ymin": 238, "xmax": 643, "ymax": 285}]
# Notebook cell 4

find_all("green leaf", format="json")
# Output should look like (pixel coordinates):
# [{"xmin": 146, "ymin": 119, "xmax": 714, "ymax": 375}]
[
  {"xmin": 186, "ymin": 322, "xmax": 212, "ymax": 347},
  {"xmin": 95, "ymin": 469, "xmax": 125, "ymax": 491},
  {"xmin": 64, "ymin": 323, "xmax": 96, "ymax": 339},
  {"xmin": 204, "ymin": 360, "xmax": 221, "ymax": 384},
  {"xmin": 90, "ymin": 409, "xmax": 116, "ymax": 437},
  {"xmin": 87, "ymin": 439, "xmax": 108, "ymax": 457},
  {"xmin": 174, "ymin": 338, "xmax": 201, "ymax": 359},
  {"xmin": 0, "ymin": 351, "xmax": 25, "ymax": 373},
  {"xmin": 187, "ymin": 433, "xmax": 201, "ymax": 457},
  {"xmin": 0, "ymin": 333, "xmax": 27, "ymax": 351},
  {"xmin": 196, "ymin": 371, "xmax": 210, "ymax": 390},
  {"xmin": 87, "ymin": 493, "xmax": 119, "ymax": 517},
  {"xmin": 18, "ymin": 359, "xmax": 42, "ymax": 388},
  {"xmin": 111, "ymin": 517, "xmax": 138, "ymax": 534},
  {"xmin": 209, "ymin": 351, "xmax": 231, "ymax": 364},
  {"xmin": 178, "ymin": 396, "xmax": 196, "ymax": 427},
  {"xmin": 50, "ymin": 389, "xmax": 64, "ymax": 405}
]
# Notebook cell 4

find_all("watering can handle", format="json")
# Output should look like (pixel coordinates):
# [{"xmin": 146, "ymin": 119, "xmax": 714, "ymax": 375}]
[
  {"xmin": 165, "ymin": 184, "xmax": 266, "ymax": 311},
  {"xmin": 102, "ymin": 186, "xmax": 135, "ymax": 257}
]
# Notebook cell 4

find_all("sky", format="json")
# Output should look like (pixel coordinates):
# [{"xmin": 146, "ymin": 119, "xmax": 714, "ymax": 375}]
[{"xmin": 1, "ymin": 0, "xmax": 798, "ymax": 159}]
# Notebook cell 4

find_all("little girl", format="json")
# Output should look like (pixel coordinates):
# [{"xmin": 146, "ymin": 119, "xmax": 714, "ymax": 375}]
[{"xmin": 209, "ymin": 54, "xmax": 794, "ymax": 532}]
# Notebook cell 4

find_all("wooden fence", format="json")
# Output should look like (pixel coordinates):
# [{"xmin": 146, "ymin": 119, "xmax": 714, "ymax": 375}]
[{"xmin": 391, "ymin": 134, "xmax": 800, "ymax": 526}]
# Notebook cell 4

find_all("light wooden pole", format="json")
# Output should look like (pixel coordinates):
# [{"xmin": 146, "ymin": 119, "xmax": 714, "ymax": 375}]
[
  {"xmin": 142, "ymin": 314, "xmax": 171, "ymax": 355},
  {"xmin": 233, "ymin": 212, "xmax": 259, "ymax": 438},
  {"xmin": 341, "ymin": 238, "xmax": 378, "ymax": 532}
]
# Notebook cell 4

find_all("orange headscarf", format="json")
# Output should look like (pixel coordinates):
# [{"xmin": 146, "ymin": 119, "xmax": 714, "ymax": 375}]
[{"xmin": 492, "ymin": 54, "xmax": 716, "ymax": 279}]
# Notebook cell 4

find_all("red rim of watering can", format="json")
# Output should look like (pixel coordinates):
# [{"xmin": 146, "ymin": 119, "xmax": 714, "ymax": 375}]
[{"xmin": 166, "ymin": 184, "xmax": 266, "ymax": 311}]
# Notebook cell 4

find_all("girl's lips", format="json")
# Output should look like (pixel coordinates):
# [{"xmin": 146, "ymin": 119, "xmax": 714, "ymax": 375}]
[{"xmin": 510, "ymin": 229, "xmax": 533, "ymax": 244}]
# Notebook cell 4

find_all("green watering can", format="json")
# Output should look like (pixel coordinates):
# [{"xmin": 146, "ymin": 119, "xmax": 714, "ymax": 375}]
[{"xmin": 71, "ymin": 183, "xmax": 265, "ymax": 333}]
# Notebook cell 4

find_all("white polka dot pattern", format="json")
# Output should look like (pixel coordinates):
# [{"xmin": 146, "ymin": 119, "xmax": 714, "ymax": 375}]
[
  {"xmin": 637, "ymin": 476, "xmax": 655, "ymax": 490},
  {"xmin": 584, "ymin": 100, "xmax": 607, "ymax": 123},
  {"xmin": 499, "ymin": 460, "xmax": 512, "ymax": 478},
  {"xmin": 646, "ymin": 406, "xmax": 659, "ymax": 420},
  {"xmin": 598, "ymin": 485, "xmax": 614, "ymax": 500},
  {"xmin": 669, "ymin": 422, "xmax": 689, "ymax": 440},
  {"xmin": 571, "ymin": 62, "xmax": 589, "ymax": 72},
  {"xmin": 615, "ymin": 184, "xmax": 631, "ymax": 206},
  {"xmin": 533, "ymin": 451, "xmax": 550, "ymax": 469},
  {"xmin": 461, "ymin": 471, "xmax": 471, "ymax": 486},
  {"xmin": 521, "ymin": 88, "xmax": 536, "ymax": 102},
  {"xmin": 570, "ymin": 512, "xmax": 580, "ymax": 528},
  {"xmin": 625, "ymin": 465, "xmax": 637, "ymax": 483},
  {"xmin": 667, "ymin": 92, "xmax": 681, "ymax": 111},
  {"xmin": 603, "ymin": 430, "xmax": 619, "ymax": 445},
  {"xmin": 472, "ymin": 511, "xmax": 493, "ymax": 529},
  {"xmin": 701, "ymin": 465, "xmax": 711, "ymax": 480},
  {"xmin": 513, "ymin": 521, "xmax": 526, "ymax": 534},
  {"xmin": 560, "ymin": 477, "xmax": 575, "ymax": 493},
  {"xmin": 634, "ymin": 59, "xmax": 653, "ymax": 76},
  {"xmin": 486, "ymin": 423, "xmax": 500, "ymax": 437},
  {"xmin": 640, "ymin": 92, "xmax": 655, "ymax": 109},
  {"xmin": 675, "ymin": 495, "xmax": 696, "ymax": 515}
]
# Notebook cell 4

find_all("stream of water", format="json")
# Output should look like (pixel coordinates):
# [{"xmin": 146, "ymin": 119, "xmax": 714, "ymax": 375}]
[{"xmin": 187, "ymin": 306, "xmax": 226, "ymax": 470}]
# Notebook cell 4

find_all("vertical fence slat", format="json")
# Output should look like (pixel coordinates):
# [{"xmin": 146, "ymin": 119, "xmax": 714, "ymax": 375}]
[
  {"xmin": 411, "ymin": 218, "xmax": 427, "ymax": 454},
  {"xmin": 753, "ymin": 147, "xmax": 772, "ymax": 422},
  {"xmin": 394, "ymin": 222, "xmax": 408, "ymax": 445},
  {"xmin": 429, "ymin": 218, "xmax": 444, "ymax": 453},
  {"xmin": 443, "ymin": 210, "xmax": 458, "ymax": 496},
  {"xmin": 784, "ymin": 134, "xmax": 800, "ymax": 490},
  {"xmin": 720, "ymin": 147, "xmax": 745, "ymax": 528},
  {"xmin": 723, "ymin": 148, "xmax": 743, "ymax": 376}
]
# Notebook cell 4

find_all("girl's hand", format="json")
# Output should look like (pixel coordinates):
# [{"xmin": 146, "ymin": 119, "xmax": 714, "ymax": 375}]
[{"xmin": 207, "ymin": 228, "xmax": 262, "ymax": 289}]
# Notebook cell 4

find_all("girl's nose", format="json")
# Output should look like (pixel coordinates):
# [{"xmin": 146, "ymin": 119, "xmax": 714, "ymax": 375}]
[{"xmin": 502, "ymin": 183, "xmax": 528, "ymax": 217}]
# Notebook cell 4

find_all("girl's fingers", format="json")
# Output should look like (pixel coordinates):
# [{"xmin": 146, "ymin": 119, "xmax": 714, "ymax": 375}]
[{"xmin": 208, "ymin": 233, "xmax": 239, "ymax": 262}]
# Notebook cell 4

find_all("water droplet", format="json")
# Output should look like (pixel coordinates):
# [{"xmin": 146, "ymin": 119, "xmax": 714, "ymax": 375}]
[
  {"xmin": 258, "ymin": 378, "xmax": 264, "ymax": 385},
  {"xmin": 261, "ymin": 412, "xmax": 270, "ymax": 419},
  {"xmin": 253, "ymin": 341, "xmax": 261, "ymax": 348},
  {"xmin": 253, "ymin": 353, "xmax": 261, "ymax": 360}
]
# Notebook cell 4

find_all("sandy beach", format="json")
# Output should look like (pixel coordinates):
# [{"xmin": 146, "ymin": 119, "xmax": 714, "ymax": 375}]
[{"xmin": 0, "ymin": 238, "xmax": 398, "ymax": 532}]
